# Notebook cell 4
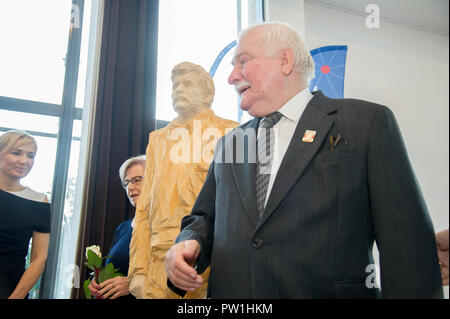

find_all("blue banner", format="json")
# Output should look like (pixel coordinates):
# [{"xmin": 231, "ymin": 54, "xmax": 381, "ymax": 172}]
[{"xmin": 309, "ymin": 45, "xmax": 348, "ymax": 99}]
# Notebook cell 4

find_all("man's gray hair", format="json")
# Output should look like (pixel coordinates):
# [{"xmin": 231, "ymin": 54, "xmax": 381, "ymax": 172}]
[{"xmin": 239, "ymin": 22, "xmax": 315, "ymax": 86}]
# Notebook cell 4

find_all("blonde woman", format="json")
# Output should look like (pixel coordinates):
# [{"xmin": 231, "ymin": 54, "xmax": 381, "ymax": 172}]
[{"xmin": 0, "ymin": 130, "xmax": 50, "ymax": 299}]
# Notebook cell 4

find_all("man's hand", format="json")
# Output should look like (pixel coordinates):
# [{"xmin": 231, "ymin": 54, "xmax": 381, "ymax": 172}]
[
  {"xmin": 436, "ymin": 229, "xmax": 449, "ymax": 286},
  {"xmin": 165, "ymin": 240, "xmax": 204, "ymax": 292}
]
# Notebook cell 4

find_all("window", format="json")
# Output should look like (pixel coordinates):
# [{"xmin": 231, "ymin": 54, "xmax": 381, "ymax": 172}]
[
  {"xmin": 156, "ymin": 0, "xmax": 264, "ymax": 124},
  {"xmin": 0, "ymin": 0, "xmax": 102, "ymax": 298}
]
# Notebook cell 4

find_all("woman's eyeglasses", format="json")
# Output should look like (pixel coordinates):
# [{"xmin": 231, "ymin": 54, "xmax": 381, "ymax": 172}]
[{"xmin": 121, "ymin": 176, "xmax": 143, "ymax": 188}]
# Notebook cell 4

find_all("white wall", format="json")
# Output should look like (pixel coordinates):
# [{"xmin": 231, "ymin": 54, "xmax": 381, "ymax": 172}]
[
  {"xmin": 263, "ymin": 0, "xmax": 306, "ymax": 36},
  {"xmin": 266, "ymin": 0, "xmax": 449, "ymax": 297}
]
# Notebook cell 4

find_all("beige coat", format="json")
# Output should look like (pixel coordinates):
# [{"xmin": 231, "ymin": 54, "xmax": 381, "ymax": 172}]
[{"xmin": 128, "ymin": 109, "xmax": 238, "ymax": 298}]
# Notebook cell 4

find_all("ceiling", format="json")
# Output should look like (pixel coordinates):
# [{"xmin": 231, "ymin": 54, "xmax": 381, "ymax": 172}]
[{"xmin": 306, "ymin": 0, "xmax": 449, "ymax": 35}]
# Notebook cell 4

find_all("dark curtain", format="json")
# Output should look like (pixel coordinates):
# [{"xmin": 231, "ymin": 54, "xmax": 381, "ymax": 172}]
[{"xmin": 72, "ymin": 0, "xmax": 159, "ymax": 299}]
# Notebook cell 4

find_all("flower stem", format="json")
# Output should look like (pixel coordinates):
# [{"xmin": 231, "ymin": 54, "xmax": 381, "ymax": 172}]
[
  {"xmin": 94, "ymin": 268, "xmax": 100, "ymax": 283},
  {"xmin": 94, "ymin": 268, "xmax": 104, "ymax": 299}
]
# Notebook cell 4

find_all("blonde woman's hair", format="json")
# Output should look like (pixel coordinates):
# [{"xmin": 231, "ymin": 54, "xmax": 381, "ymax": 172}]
[
  {"xmin": 118, "ymin": 155, "xmax": 146, "ymax": 184},
  {"xmin": 0, "ymin": 130, "xmax": 37, "ymax": 155}
]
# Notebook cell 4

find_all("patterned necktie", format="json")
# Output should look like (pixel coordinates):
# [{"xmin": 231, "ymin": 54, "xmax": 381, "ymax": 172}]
[{"xmin": 255, "ymin": 111, "xmax": 283, "ymax": 217}]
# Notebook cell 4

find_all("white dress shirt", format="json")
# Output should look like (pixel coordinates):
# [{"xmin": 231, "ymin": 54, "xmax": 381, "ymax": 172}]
[{"xmin": 258, "ymin": 88, "xmax": 313, "ymax": 208}]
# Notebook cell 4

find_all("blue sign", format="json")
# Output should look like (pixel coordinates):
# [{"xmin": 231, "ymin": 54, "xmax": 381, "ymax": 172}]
[
  {"xmin": 309, "ymin": 45, "xmax": 348, "ymax": 98},
  {"xmin": 209, "ymin": 40, "xmax": 237, "ymax": 77}
]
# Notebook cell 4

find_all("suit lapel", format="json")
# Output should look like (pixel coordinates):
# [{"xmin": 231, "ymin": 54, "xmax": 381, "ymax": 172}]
[
  {"xmin": 258, "ymin": 92, "xmax": 336, "ymax": 228},
  {"xmin": 231, "ymin": 118, "xmax": 260, "ymax": 227}
]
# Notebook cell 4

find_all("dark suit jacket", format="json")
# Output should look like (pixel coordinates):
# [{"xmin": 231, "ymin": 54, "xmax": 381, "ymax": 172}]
[{"xmin": 175, "ymin": 91, "xmax": 443, "ymax": 298}]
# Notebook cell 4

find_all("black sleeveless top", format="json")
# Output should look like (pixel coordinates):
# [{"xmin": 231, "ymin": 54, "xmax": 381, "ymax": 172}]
[{"xmin": 0, "ymin": 189, "xmax": 51, "ymax": 298}]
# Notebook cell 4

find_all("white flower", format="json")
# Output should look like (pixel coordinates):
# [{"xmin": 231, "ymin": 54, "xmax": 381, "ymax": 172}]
[{"xmin": 85, "ymin": 245, "xmax": 102, "ymax": 259}]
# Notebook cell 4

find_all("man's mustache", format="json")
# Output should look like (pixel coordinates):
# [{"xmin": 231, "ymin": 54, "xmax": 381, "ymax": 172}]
[{"xmin": 235, "ymin": 80, "xmax": 251, "ymax": 94}]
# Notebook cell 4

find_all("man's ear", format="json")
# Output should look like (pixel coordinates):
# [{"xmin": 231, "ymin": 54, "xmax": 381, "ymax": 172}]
[{"xmin": 280, "ymin": 48, "xmax": 295, "ymax": 76}]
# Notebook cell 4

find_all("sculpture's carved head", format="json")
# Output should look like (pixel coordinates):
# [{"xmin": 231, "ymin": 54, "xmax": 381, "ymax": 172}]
[{"xmin": 171, "ymin": 61, "xmax": 215, "ymax": 118}]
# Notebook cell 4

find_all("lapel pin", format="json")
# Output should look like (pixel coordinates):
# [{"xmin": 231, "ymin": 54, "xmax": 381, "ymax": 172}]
[{"xmin": 302, "ymin": 130, "xmax": 316, "ymax": 143}]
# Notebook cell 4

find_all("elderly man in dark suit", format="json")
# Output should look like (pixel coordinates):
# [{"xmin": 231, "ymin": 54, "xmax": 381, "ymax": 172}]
[{"xmin": 164, "ymin": 22, "xmax": 443, "ymax": 298}]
